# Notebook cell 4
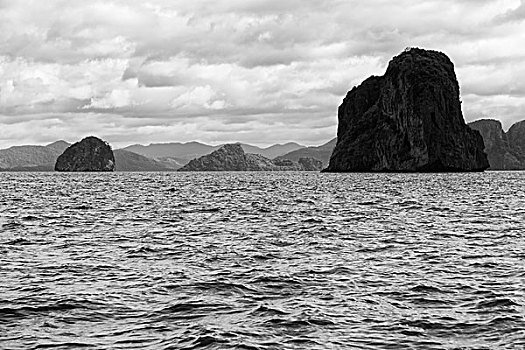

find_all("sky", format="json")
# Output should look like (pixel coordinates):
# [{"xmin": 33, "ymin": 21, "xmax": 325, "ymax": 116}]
[{"xmin": 1, "ymin": 0, "xmax": 525, "ymax": 148}]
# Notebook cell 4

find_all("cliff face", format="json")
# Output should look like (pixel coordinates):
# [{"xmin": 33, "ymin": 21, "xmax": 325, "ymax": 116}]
[
  {"xmin": 55, "ymin": 136, "xmax": 115, "ymax": 172},
  {"xmin": 179, "ymin": 144, "xmax": 323, "ymax": 171},
  {"xmin": 468, "ymin": 120, "xmax": 522, "ymax": 170},
  {"xmin": 507, "ymin": 120, "xmax": 525, "ymax": 154},
  {"xmin": 468, "ymin": 119, "xmax": 525, "ymax": 170},
  {"xmin": 325, "ymin": 48, "xmax": 489, "ymax": 172}
]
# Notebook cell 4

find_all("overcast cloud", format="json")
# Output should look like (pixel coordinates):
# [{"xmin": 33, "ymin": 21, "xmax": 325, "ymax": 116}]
[{"xmin": 0, "ymin": 0, "xmax": 524, "ymax": 148}]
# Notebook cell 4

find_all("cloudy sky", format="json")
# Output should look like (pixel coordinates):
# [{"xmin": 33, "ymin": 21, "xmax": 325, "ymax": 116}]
[{"xmin": 1, "ymin": 0, "xmax": 525, "ymax": 148}]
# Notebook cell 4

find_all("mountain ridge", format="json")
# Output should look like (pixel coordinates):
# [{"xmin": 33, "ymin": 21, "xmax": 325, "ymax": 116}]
[
  {"xmin": 0, "ymin": 139, "xmax": 324, "ymax": 171},
  {"xmin": 276, "ymin": 138, "xmax": 336, "ymax": 167},
  {"xmin": 123, "ymin": 141, "xmax": 305, "ymax": 161}
]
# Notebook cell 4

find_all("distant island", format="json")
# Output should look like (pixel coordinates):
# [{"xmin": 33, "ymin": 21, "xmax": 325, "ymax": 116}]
[
  {"xmin": 468, "ymin": 119, "xmax": 525, "ymax": 170},
  {"xmin": 324, "ymin": 48, "xmax": 489, "ymax": 172},
  {"xmin": 178, "ymin": 144, "xmax": 323, "ymax": 171},
  {"xmin": 55, "ymin": 136, "xmax": 115, "ymax": 172},
  {"xmin": 0, "ymin": 139, "xmax": 333, "ymax": 172},
  {"xmin": 1, "ymin": 118, "xmax": 525, "ymax": 172}
]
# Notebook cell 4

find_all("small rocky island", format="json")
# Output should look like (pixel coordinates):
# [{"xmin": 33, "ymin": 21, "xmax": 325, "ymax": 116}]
[
  {"xmin": 55, "ymin": 136, "xmax": 115, "ymax": 172},
  {"xmin": 468, "ymin": 119, "xmax": 525, "ymax": 170},
  {"xmin": 324, "ymin": 48, "xmax": 489, "ymax": 172},
  {"xmin": 178, "ymin": 144, "xmax": 322, "ymax": 171}
]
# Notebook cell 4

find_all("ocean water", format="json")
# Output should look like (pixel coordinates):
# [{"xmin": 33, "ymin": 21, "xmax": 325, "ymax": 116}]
[{"xmin": 1, "ymin": 171, "xmax": 524, "ymax": 350}]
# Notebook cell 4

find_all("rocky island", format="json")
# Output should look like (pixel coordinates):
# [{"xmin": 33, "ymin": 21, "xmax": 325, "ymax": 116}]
[
  {"xmin": 468, "ymin": 119, "xmax": 525, "ymax": 170},
  {"xmin": 324, "ymin": 48, "xmax": 489, "ymax": 172},
  {"xmin": 55, "ymin": 136, "xmax": 115, "ymax": 172},
  {"xmin": 178, "ymin": 144, "xmax": 323, "ymax": 171}
]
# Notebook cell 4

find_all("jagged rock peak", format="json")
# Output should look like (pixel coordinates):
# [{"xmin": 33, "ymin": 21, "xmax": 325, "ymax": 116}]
[
  {"xmin": 507, "ymin": 120, "xmax": 525, "ymax": 152},
  {"xmin": 55, "ymin": 136, "xmax": 115, "ymax": 172},
  {"xmin": 468, "ymin": 119, "xmax": 525, "ymax": 170},
  {"xmin": 324, "ymin": 47, "xmax": 489, "ymax": 172}
]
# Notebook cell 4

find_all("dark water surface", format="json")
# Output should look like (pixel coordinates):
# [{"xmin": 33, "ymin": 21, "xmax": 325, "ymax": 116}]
[{"xmin": 1, "ymin": 172, "xmax": 524, "ymax": 349}]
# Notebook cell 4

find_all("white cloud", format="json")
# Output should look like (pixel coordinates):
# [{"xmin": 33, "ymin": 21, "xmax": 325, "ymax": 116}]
[{"xmin": 0, "ymin": 0, "xmax": 524, "ymax": 148}]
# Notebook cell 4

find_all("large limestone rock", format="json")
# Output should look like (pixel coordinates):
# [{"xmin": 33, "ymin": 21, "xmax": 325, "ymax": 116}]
[
  {"xmin": 55, "ymin": 136, "xmax": 115, "ymax": 172},
  {"xmin": 324, "ymin": 48, "xmax": 489, "ymax": 172},
  {"xmin": 468, "ymin": 119, "xmax": 522, "ymax": 170},
  {"xmin": 179, "ymin": 144, "xmax": 322, "ymax": 171}
]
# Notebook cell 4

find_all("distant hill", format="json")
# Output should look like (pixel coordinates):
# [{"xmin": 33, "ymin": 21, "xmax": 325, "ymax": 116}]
[
  {"xmin": 124, "ymin": 141, "xmax": 305, "ymax": 165},
  {"xmin": 276, "ymin": 138, "xmax": 336, "ymax": 167},
  {"xmin": 179, "ymin": 144, "xmax": 322, "ymax": 172},
  {"xmin": 123, "ymin": 142, "xmax": 218, "ymax": 161},
  {"xmin": 114, "ymin": 150, "xmax": 176, "ymax": 171},
  {"xmin": 0, "ymin": 140, "xmax": 179, "ymax": 172},
  {"xmin": 0, "ymin": 141, "xmax": 70, "ymax": 169},
  {"xmin": 0, "ymin": 139, "xmax": 314, "ymax": 171},
  {"xmin": 239, "ymin": 142, "xmax": 305, "ymax": 159}
]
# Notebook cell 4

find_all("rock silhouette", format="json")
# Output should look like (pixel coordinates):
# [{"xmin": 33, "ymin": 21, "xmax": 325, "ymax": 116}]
[
  {"xmin": 325, "ymin": 48, "xmax": 489, "ymax": 172},
  {"xmin": 55, "ymin": 136, "xmax": 115, "ymax": 172},
  {"xmin": 179, "ymin": 144, "xmax": 322, "ymax": 171}
]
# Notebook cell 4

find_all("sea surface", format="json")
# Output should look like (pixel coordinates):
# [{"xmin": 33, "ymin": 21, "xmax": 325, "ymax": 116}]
[{"xmin": 0, "ymin": 172, "xmax": 524, "ymax": 350}]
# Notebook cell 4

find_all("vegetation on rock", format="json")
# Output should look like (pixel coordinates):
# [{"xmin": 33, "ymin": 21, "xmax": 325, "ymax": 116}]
[
  {"xmin": 325, "ymin": 48, "xmax": 489, "ymax": 172},
  {"xmin": 55, "ymin": 136, "xmax": 115, "ymax": 172}
]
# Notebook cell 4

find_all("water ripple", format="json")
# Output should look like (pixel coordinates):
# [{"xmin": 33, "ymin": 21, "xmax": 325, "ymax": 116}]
[{"xmin": 0, "ymin": 171, "xmax": 524, "ymax": 349}]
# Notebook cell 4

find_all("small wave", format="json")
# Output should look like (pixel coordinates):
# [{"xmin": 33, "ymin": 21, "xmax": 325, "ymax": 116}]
[
  {"xmin": 251, "ymin": 304, "xmax": 289, "ymax": 316},
  {"xmin": 356, "ymin": 245, "xmax": 394, "ymax": 253},
  {"xmin": 263, "ymin": 318, "xmax": 310, "ymax": 328},
  {"xmin": 5, "ymin": 237, "xmax": 32, "ymax": 245},
  {"xmin": 199, "ymin": 207, "xmax": 221, "ymax": 213},
  {"xmin": 21, "ymin": 215, "xmax": 41, "ymax": 221},
  {"xmin": 0, "ymin": 301, "xmax": 94, "ymax": 319},
  {"xmin": 125, "ymin": 246, "xmax": 158, "ymax": 256},
  {"xmin": 154, "ymin": 301, "xmax": 230, "ymax": 316},
  {"xmin": 250, "ymin": 275, "xmax": 303, "ymax": 285},
  {"xmin": 307, "ymin": 266, "xmax": 352, "ymax": 275},
  {"xmin": 410, "ymin": 285, "xmax": 443, "ymax": 293},
  {"xmin": 193, "ymin": 281, "xmax": 258, "ymax": 295},
  {"xmin": 33, "ymin": 342, "xmax": 94, "ymax": 349},
  {"xmin": 485, "ymin": 316, "xmax": 523, "ymax": 326},
  {"xmin": 181, "ymin": 335, "xmax": 226, "ymax": 350},
  {"xmin": 295, "ymin": 199, "xmax": 315, "ymax": 205},
  {"xmin": 251, "ymin": 253, "xmax": 280, "ymax": 261},
  {"xmin": 476, "ymin": 298, "xmax": 520, "ymax": 309},
  {"xmin": 357, "ymin": 201, "xmax": 378, "ymax": 206},
  {"xmin": 66, "ymin": 205, "xmax": 92, "ymax": 210},
  {"xmin": 1, "ymin": 221, "xmax": 23, "ymax": 230},
  {"xmin": 302, "ymin": 217, "xmax": 323, "ymax": 223},
  {"xmin": 402, "ymin": 320, "xmax": 446, "ymax": 330}
]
